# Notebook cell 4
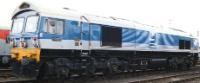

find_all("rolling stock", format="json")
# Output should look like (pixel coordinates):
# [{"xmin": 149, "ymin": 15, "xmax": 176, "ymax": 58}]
[
  {"xmin": 10, "ymin": 1, "xmax": 199, "ymax": 79},
  {"xmin": 0, "ymin": 27, "xmax": 10, "ymax": 66}
]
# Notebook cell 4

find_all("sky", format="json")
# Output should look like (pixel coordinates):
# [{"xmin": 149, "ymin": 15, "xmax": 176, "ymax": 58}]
[{"xmin": 0, "ymin": 0, "xmax": 200, "ymax": 36}]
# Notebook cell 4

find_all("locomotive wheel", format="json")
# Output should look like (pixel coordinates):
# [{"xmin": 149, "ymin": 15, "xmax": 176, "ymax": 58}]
[
  {"xmin": 87, "ymin": 65, "xmax": 96, "ymax": 75},
  {"xmin": 185, "ymin": 58, "xmax": 192, "ymax": 70},
  {"xmin": 11, "ymin": 58, "xmax": 38, "ymax": 77},
  {"xmin": 179, "ymin": 58, "xmax": 189, "ymax": 71},
  {"xmin": 21, "ymin": 57, "xmax": 38, "ymax": 77},
  {"xmin": 11, "ymin": 60, "xmax": 21, "ymax": 75},
  {"xmin": 55, "ymin": 66, "xmax": 70, "ymax": 79},
  {"xmin": 21, "ymin": 63, "xmax": 37, "ymax": 77},
  {"xmin": 54, "ymin": 58, "xmax": 71, "ymax": 79},
  {"xmin": 179, "ymin": 62, "xmax": 187, "ymax": 70},
  {"xmin": 107, "ymin": 58, "xmax": 121, "ymax": 73},
  {"xmin": 37, "ymin": 61, "xmax": 55, "ymax": 80},
  {"xmin": 168, "ymin": 57, "xmax": 178, "ymax": 71},
  {"xmin": 120, "ymin": 60, "xmax": 129, "ymax": 72},
  {"xmin": 86, "ymin": 58, "xmax": 96, "ymax": 76}
]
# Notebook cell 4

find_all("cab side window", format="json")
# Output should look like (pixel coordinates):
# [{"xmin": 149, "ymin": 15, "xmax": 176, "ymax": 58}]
[
  {"xmin": 179, "ymin": 40, "xmax": 191, "ymax": 49},
  {"xmin": 44, "ymin": 18, "xmax": 64, "ymax": 35}
]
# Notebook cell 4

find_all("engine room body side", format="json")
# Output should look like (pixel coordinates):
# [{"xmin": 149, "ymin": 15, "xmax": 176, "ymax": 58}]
[{"xmin": 38, "ymin": 16, "xmax": 197, "ymax": 53}]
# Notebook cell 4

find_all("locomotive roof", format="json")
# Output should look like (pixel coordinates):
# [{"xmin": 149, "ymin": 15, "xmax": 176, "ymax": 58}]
[{"xmin": 14, "ymin": 1, "xmax": 194, "ymax": 38}]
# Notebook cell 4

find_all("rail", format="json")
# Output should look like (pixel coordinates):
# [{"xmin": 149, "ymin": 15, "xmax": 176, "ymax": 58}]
[{"xmin": 129, "ymin": 71, "xmax": 200, "ymax": 83}]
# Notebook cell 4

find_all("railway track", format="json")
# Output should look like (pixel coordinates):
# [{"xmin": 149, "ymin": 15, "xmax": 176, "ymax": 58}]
[
  {"xmin": 129, "ymin": 71, "xmax": 200, "ymax": 83},
  {"xmin": 0, "ymin": 66, "xmax": 200, "ymax": 83},
  {"xmin": 61, "ymin": 66, "xmax": 200, "ymax": 83},
  {"xmin": 0, "ymin": 68, "xmax": 36, "ymax": 83},
  {"xmin": 37, "ymin": 67, "xmax": 200, "ymax": 83}
]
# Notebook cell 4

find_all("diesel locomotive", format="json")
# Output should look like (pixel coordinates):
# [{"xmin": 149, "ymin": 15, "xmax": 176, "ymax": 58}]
[{"xmin": 10, "ymin": 1, "xmax": 199, "ymax": 78}]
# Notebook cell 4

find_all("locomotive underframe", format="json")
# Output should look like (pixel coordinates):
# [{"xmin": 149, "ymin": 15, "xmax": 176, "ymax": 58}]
[{"xmin": 11, "ymin": 49, "xmax": 199, "ymax": 78}]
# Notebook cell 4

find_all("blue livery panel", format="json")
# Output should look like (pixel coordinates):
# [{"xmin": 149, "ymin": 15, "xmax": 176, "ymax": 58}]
[{"xmin": 14, "ymin": 16, "xmax": 196, "ymax": 52}]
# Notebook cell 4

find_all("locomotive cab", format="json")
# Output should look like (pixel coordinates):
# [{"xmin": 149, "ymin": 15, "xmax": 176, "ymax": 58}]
[
  {"xmin": 10, "ymin": 2, "xmax": 84, "ymax": 77},
  {"xmin": 10, "ymin": 3, "xmax": 43, "ymax": 76},
  {"xmin": 11, "ymin": 10, "xmax": 40, "ymax": 62}
]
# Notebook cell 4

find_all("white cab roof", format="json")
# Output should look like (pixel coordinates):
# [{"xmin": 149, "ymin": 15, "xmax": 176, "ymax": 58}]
[{"xmin": 13, "ymin": 1, "xmax": 193, "ymax": 38}]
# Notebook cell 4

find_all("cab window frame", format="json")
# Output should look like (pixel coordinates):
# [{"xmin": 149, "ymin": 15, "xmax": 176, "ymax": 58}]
[
  {"xmin": 24, "ymin": 15, "xmax": 40, "ymax": 33},
  {"xmin": 11, "ymin": 17, "xmax": 25, "ymax": 34},
  {"xmin": 179, "ymin": 39, "xmax": 191, "ymax": 50},
  {"xmin": 43, "ymin": 18, "xmax": 65, "ymax": 35}
]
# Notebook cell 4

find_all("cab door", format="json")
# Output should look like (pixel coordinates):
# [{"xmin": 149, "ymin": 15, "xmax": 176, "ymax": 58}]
[
  {"xmin": 80, "ymin": 16, "xmax": 90, "ymax": 50},
  {"xmin": 80, "ymin": 22, "xmax": 90, "ymax": 50}
]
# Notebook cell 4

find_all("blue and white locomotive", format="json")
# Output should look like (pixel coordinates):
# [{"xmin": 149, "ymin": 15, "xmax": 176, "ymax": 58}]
[{"xmin": 10, "ymin": 1, "xmax": 199, "ymax": 78}]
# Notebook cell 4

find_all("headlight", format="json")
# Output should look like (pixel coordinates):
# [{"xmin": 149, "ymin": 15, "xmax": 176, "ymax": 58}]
[
  {"xmin": 32, "ymin": 37, "xmax": 39, "ymax": 48},
  {"xmin": 10, "ymin": 39, "xmax": 13, "ymax": 46},
  {"xmin": 20, "ymin": 41, "xmax": 27, "ymax": 48},
  {"xmin": 19, "ymin": 38, "xmax": 27, "ymax": 48},
  {"xmin": 10, "ymin": 39, "xmax": 17, "ymax": 47}
]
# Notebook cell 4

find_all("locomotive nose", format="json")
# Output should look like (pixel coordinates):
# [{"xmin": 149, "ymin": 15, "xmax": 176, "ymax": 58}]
[
  {"xmin": 11, "ymin": 48, "xmax": 40, "ymax": 77},
  {"xmin": 11, "ymin": 48, "xmax": 40, "ymax": 62}
]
